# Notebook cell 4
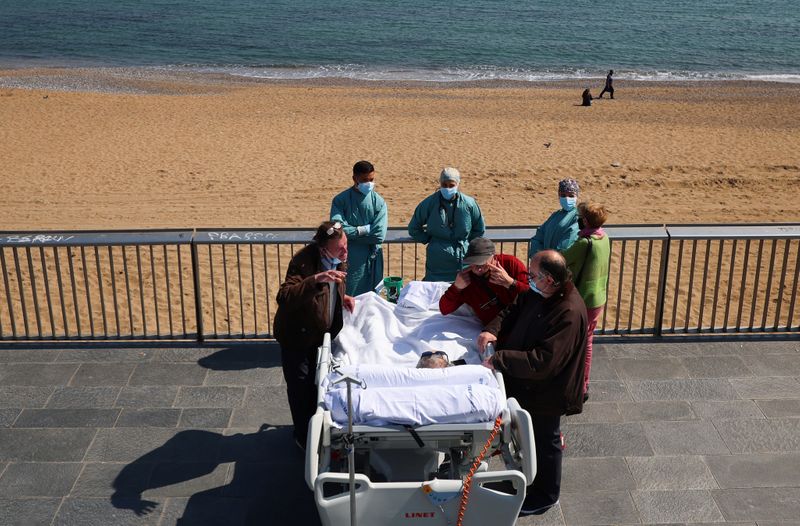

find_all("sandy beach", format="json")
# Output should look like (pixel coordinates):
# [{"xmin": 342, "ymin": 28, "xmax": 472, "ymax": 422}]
[{"xmin": 1, "ymin": 69, "xmax": 799, "ymax": 231}]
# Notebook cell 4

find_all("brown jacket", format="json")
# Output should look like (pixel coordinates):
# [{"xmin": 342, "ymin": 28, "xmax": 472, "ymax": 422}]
[
  {"xmin": 485, "ymin": 283, "xmax": 587, "ymax": 416},
  {"xmin": 273, "ymin": 243, "xmax": 346, "ymax": 350}
]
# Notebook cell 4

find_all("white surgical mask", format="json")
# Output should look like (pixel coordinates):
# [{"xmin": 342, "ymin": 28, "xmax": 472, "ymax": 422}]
[
  {"xmin": 357, "ymin": 181, "xmax": 374, "ymax": 195},
  {"xmin": 440, "ymin": 186, "xmax": 458, "ymax": 200},
  {"xmin": 559, "ymin": 196, "xmax": 577, "ymax": 211}
]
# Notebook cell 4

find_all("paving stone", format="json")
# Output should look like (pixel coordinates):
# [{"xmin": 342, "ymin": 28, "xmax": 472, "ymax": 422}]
[
  {"xmin": 0, "ymin": 428, "xmax": 97, "ymax": 461},
  {"xmin": 115, "ymin": 409, "xmax": 180, "ymax": 428},
  {"xmin": 705, "ymin": 453, "xmax": 800, "ymax": 488},
  {"xmin": 229, "ymin": 405, "xmax": 292, "ymax": 428},
  {"xmin": 643, "ymin": 421, "xmax": 729, "ymax": 455},
  {"xmin": 54, "ymin": 497, "xmax": 164, "ymax": 525},
  {"xmin": 0, "ymin": 498, "xmax": 61, "ymax": 526},
  {"xmin": 0, "ymin": 462, "xmax": 83, "ymax": 497},
  {"xmin": 0, "ymin": 349, "xmax": 58, "ymax": 363},
  {"xmin": 142, "ymin": 462, "xmax": 230, "ymax": 497},
  {"xmin": 584, "ymin": 380, "xmax": 631, "ymax": 402},
  {"xmin": 178, "ymin": 408, "xmax": 232, "ymax": 429},
  {"xmin": 242, "ymin": 385, "xmax": 289, "ymax": 407},
  {"xmin": 13, "ymin": 408, "xmax": 120, "ymax": 428},
  {"xmin": 561, "ymin": 423, "xmax": 654, "ymax": 457},
  {"xmin": 71, "ymin": 462, "xmax": 154, "ymax": 497},
  {"xmin": 560, "ymin": 491, "xmax": 640, "ymax": 525},
  {"xmin": 47, "ymin": 386, "xmax": 121, "ymax": 408},
  {"xmin": 628, "ymin": 379, "xmax": 739, "ymax": 401},
  {"xmin": 613, "ymin": 357, "xmax": 690, "ymax": 380},
  {"xmin": 713, "ymin": 488, "xmax": 800, "ymax": 522},
  {"xmin": 0, "ymin": 363, "xmax": 78, "ymax": 386},
  {"xmin": 512, "ymin": 504, "xmax": 565, "ymax": 525},
  {"xmin": 219, "ymin": 427, "xmax": 299, "ymax": 464},
  {"xmin": 740, "ymin": 354, "xmax": 800, "ymax": 377},
  {"xmin": 174, "ymin": 386, "xmax": 245, "ymax": 408},
  {"xmin": 128, "ymin": 363, "xmax": 207, "ymax": 386},
  {"xmin": 158, "ymin": 496, "xmax": 252, "ymax": 526},
  {"xmin": 193, "ymin": 344, "xmax": 281, "ymax": 368},
  {"xmin": 0, "ymin": 387, "xmax": 52, "ymax": 408},
  {"xmin": 561, "ymin": 458, "xmax": 635, "ymax": 493},
  {"xmin": 584, "ymin": 357, "xmax": 619, "ymax": 382},
  {"xmin": 626, "ymin": 456, "xmax": 718, "ymax": 490},
  {"xmin": 86, "ymin": 428, "xmax": 222, "ymax": 463},
  {"xmin": 204, "ymin": 366, "xmax": 283, "ymax": 387},
  {"xmin": 152, "ymin": 347, "xmax": 230, "ymax": 363},
  {"xmin": 0, "ymin": 409, "xmax": 19, "ymax": 428},
  {"xmin": 55, "ymin": 348, "xmax": 154, "ymax": 363},
  {"xmin": 618, "ymin": 401, "xmax": 695, "ymax": 422},
  {"xmin": 755, "ymin": 399, "xmax": 800, "ymax": 417},
  {"xmin": 681, "ymin": 356, "xmax": 753, "ymax": 378},
  {"xmin": 69, "ymin": 363, "xmax": 136, "ymax": 386},
  {"xmin": 730, "ymin": 377, "xmax": 800, "ymax": 399},
  {"xmin": 115, "ymin": 386, "xmax": 178, "ymax": 408},
  {"xmin": 691, "ymin": 400, "xmax": 764, "ymax": 420},
  {"xmin": 714, "ymin": 418, "xmax": 800, "ymax": 453},
  {"xmin": 565, "ymin": 402, "xmax": 622, "ymax": 424},
  {"xmin": 632, "ymin": 490, "xmax": 724, "ymax": 523}
]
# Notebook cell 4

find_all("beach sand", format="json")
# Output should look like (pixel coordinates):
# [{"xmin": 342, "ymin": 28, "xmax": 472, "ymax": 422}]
[{"xmin": 1, "ymin": 69, "xmax": 799, "ymax": 231}]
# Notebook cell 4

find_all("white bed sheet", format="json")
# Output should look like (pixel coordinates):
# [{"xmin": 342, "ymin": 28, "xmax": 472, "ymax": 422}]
[{"xmin": 332, "ymin": 282, "xmax": 483, "ymax": 367}]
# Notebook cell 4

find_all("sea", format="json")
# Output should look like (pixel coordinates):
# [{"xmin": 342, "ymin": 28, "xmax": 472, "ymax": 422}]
[{"xmin": 1, "ymin": 0, "xmax": 799, "ymax": 84}]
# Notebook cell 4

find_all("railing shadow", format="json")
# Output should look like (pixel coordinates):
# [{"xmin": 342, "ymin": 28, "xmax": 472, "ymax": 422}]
[
  {"xmin": 197, "ymin": 342, "xmax": 282, "ymax": 371},
  {"xmin": 111, "ymin": 424, "xmax": 320, "ymax": 525}
]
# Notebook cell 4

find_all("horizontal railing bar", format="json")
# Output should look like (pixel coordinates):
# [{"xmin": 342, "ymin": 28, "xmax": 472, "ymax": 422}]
[
  {"xmin": 667, "ymin": 224, "xmax": 800, "ymax": 240},
  {"xmin": 0, "ymin": 231, "xmax": 193, "ymax": 247}
]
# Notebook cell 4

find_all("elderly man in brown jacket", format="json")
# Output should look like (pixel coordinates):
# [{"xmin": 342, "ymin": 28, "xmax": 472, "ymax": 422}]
[
  {"xmin": 478, "ymin": 249, "xmax": 587, "ymax": 517},
  {"xmin": 273, "ymin": 221, "xmax": 355, "ymax": 450}
]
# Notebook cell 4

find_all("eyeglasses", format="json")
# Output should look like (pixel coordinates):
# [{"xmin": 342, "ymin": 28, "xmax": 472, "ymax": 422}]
[
  {"xmin": 326, "ymin": 222, "xmax": 342, "ymax": 236},
  {"xmin": 526, "ymin": 270, "xmax": 550, "ymax": 282}
]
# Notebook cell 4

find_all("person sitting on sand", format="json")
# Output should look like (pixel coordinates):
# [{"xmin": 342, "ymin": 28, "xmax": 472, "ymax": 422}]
[{"xmin": 581, "ymin": 89, "xmax": 593, "ymax": 106}]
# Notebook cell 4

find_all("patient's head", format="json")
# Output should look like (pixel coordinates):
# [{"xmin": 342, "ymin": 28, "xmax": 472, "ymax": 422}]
[{"xmin": 416, "ymin": 350, "xmax": 450, "ymax": 369}]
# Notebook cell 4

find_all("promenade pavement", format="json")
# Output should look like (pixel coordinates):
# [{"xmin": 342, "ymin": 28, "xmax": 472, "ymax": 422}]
[{"xmin": 0, "ymin": 339, "xmax": 798, "ymax": 525}]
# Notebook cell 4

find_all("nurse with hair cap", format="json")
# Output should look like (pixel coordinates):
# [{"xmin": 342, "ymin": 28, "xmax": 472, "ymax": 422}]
[{"xmin": 408, "ymin": 167, "xmax": 486, "ymax": 282}]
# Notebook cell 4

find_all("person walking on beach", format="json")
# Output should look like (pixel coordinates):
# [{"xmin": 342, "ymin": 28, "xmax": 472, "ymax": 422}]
[
  {"xmin": 330, "ymin": 160, "xmax": 388, "ymax": 296},
  {"xmin": 561, "ymin": 202, "xmax": 610, "ymax": 401},
  {"xmin": 528, "ymin": 179, "xmax": 581, "ymax": 261},
  {"xmin": 408, "ymin": 167, "xmax": 485, "ymax": 282},
  {"xmin": 597, "ymin": 70, "xmax": 614, "ymax": 99}
]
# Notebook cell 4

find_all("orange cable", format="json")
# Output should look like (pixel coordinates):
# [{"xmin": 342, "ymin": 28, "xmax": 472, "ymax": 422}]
[{"xmin": 456, "ymin": 416, "xmax": 502, "ymax": 526}]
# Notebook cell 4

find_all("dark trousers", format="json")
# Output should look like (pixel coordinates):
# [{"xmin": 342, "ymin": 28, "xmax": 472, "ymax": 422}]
[
  {"xmin": 280, "ymin": 344, "xmax": 318, "ymax": 444},
  {"xmin": 598, "ymin": 86, "xmax": 614, "ymax": 99},
  {"xmin": 529, "ymin": 414, "xmax": 562, "ymax": 505}
]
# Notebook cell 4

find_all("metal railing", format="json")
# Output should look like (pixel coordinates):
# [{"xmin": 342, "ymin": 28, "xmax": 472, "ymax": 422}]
[{"xmin": 1, "ymin": 224, "xmax": 798, "ymax": 341}]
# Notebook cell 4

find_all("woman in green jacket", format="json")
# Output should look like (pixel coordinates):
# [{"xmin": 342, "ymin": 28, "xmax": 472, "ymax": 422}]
[{"xmin": 562, "ymin": 202, "xmax": 610, "ymax": 399}]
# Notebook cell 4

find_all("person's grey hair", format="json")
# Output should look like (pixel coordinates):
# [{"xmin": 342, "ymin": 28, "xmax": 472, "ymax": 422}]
[
  {"xmin": 440, "ymin": 167, "xmax": 461, "ymax": 184},
  {"xmin": 416, "ymin": 354, "xmax": 450, "ymax": 369}
]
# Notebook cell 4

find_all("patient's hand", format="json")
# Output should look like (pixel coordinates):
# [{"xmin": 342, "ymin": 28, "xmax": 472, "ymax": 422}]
[
  {"xmin": 343, "ymin": 295, "xmax": 355, "ymax": 313},
  {"xmin": 477, "ymin": 331, "xmax": 497, "ymax": 352},
  {"xmin": 454, "ymin": 270, "xmax": 471, "ymax": 290}
]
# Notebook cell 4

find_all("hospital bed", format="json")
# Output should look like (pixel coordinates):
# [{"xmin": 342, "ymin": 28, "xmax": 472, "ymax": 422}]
[{"xmin": 304, "ymin": 285, "xmax": 537, "ymax": 526}]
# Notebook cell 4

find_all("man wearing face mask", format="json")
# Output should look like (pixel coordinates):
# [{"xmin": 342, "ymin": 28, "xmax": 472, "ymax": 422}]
[
  {"xmin": 273, "ymin": 221, "xmax": 356, "ymax": 450},
  {"xmin": 439, "ymin": 237, "xmax": 529, "ymax": 325},
  {"xmin": 331, "ymin": 160, "xmax": 388, "ymax": 295},
  {"xmin": 477, "ymin": 250, "xmax": 587, "ymax": 517},
  {"xmin": 527, "ymin": 179, "xmax": 581, "ymax": 260},
  {"xmin": 408, "ymin": 167, "xmax": 486, "ymax": 282}
]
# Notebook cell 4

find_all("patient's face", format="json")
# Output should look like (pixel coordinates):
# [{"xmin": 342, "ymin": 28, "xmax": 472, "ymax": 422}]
[{"xmin": 417, "ymin": 355, "xmax": 449, "ymax": 369}]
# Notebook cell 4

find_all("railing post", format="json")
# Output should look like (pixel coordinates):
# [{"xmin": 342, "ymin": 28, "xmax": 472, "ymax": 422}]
[
  {"xmin": 653, "ymin": 229, "xmax": 671, "ymax": 337},
  {"xmin": 191, "ymin": 237, "xmax": 204, "ymax": 343}
]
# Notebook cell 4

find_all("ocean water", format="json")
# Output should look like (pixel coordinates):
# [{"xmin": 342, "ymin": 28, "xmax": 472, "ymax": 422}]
[{"xmin": 1, "ymin": 0, "xmax": 799, "ymax": 82}]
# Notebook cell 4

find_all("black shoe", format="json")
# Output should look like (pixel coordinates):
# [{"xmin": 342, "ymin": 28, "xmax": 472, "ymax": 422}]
[
  {"xmin": 519, "ymin": 496, "xmax": 559, "ymax": 516},
  {"xmin": 583, "ymin": 390, "xmax": 590, "ymax": 403}
]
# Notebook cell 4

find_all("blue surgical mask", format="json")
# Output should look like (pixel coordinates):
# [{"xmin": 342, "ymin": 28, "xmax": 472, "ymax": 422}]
[
  {"xmin": 528, "ymin": 278, "xmax": 544, "ymax": 296},
  {"xmin": 559, "ymin": 196, "xmax": 577, "ymax": 211},
  {"xmin": 321, "ymin": 249, "xmax": 341, "ymax": 267},
  {"xmin": 357, "ymin": 181, "xmax": 374, "ymax": 195},
  {"xmin": 440, "ymin": 186, "xmax": 458, "ymax": 200}
]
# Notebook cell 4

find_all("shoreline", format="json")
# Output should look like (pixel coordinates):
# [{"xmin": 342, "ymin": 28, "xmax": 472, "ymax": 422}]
[{"xmin": 2, "ymin": 66, "xmax": 800, "ymax": 95}]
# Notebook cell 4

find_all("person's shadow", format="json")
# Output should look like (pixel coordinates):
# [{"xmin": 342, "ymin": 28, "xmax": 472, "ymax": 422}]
[
  {"xmin": 111, "ymin": 343, "xmax": 320, "ymax": 525},
  {"xmin": 111, "ymin": 424, "xmax": 320, "ymax": 525}
]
